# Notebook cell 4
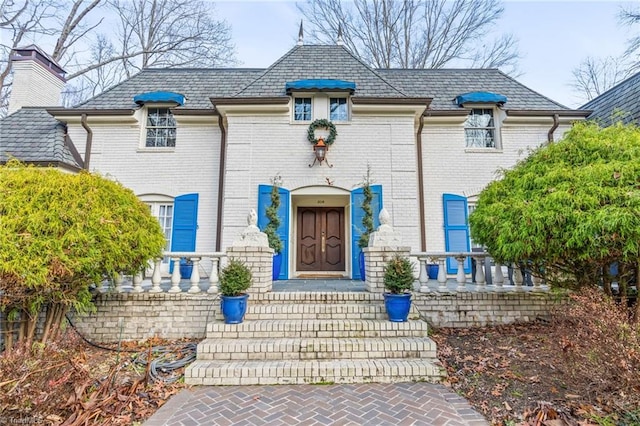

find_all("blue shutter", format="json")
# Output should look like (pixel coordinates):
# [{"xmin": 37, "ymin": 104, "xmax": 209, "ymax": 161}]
[
  {"xmin": 443, "ymin": 193, "xmax": 471, "ymax": 274},
  {"xmin": 257, "ymin": 185, "xmax": 290, "ymax": 279},
  {"xmin": 350, "ymin": 185, "xmax": 383, "ymax": 279},
  {"xmin": 170, "ymin": 193, "xmax": 199, "ymax": 272}
]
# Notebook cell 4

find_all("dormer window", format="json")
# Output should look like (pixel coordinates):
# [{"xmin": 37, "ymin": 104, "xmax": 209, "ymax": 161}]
[
  {"xmin": 464, "ymin": 108, "xmax": 495, "ymax": 148},
  {"xmin": 330, "ymin": 98, "xmax": 348, "ymax": 121},
  {"xmin": 145, "ymin": 107, "xmax": 176, "ymax": 147},
  {"xmin": 294, "ymin": 98, "xmax": 312, "ymax": 121}
]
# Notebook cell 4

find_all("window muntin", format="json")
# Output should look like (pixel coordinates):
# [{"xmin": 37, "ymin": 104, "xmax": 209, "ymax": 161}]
[
  {"xmin": 465, "ymin": 108, "xmax": 495, "ymax": 148},
  {"xmin": 330, "ymin": 98, "xmax": 348, "ymax": 121},
  {"xmin": 145, "ymin": 108, "xmax": 176, "ymax": 147},
  {"xmin": 294, "ymin": 98, "xmax": 312, "ymax": 121}
]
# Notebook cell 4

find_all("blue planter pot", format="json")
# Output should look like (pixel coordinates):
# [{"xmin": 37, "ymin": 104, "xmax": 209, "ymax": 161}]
[
  {"xmin": 220, "ymin": 294, "xmax": 249, "ymax": 324},
  {"xmin": 180, "ymin": 262, "xmax": 193, "ymax": 279},
  {"xmin": 272, "ymin": 253, "xmax": 282, "ymax": 281},
  {"xmin": 384, "ymin": 293, "xmax": 412, "ymax": 322},
  {"xmin": 427, "ymin": 264, "xmax": 439, "ymax": 280},
  {"xmin": 359, "ymin": 251, "xmax": 366, "ymax": 281}
]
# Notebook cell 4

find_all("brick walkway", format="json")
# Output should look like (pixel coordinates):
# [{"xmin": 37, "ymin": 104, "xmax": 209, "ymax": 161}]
[{"xmin": 144, "ymin": 383, "xmax": 488, "ymax": 426}]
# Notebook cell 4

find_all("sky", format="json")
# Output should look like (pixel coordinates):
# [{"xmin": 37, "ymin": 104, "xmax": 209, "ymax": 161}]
[{"xmin": 213, "ymin": 1, "xmax": 636, "ymax": 109}]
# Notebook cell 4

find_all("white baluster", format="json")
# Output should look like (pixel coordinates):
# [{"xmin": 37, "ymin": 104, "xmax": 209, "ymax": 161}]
[
  {"xmin": 437, "ymin": 257, "xmax": 448, "ymax": 292},
  {"xmin": 114, "ymin": 273, "xmax": 124, "ymax": 293},
  {"xmin": 169, "ymin": 257, "xmax": 182, "ymax": 293},
  {"xmin": 493, "ymin": 262, "xmax": 505, "ymax": 292},
  {"xmin": 474, "ymin": 256, "xmax": 486, "ymax": 291},
  {"xmin": 418, "ymin": 257, "xmax": 430, "ymax": 293},
  {"xmin": 132, "ymin": 271, "xmax": 144, "ymax": 293},
  {"xmin": 512, "ymin": 265, "xmax": 524, "ymax": 291},
  {"xmin": 149, "ymin": 259, "xmax": 163, "ymax": 293},
  {"xmin": 208, "ymin": 256, "xmax": 219, "ymax": 294},
  {"xmin": 532, "ymin": 274, "xmax": 543, "ymax": 292},
  {"xmin": 188, "ymin": 257, "xmax": 201, "ymax": 293},
  {"xmin": 456, "ymin": 256, "xmax": 468, "ymax": 292}
]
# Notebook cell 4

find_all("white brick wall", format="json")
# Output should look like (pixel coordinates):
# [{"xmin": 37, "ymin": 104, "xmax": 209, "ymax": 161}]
[
  {"xmin": 421, "ymin": 119, "xmax": 572, "ymax": 251},
  {"xmin": 67, "ymin": 116, "xmax": 221, "ymax": 254},
  {"xmin": 221, "ymin": 113, "xmax": 420, "ymax": 272},
  {"xmin": 8, "ymin": 61, "xmax": 65, "ymax": 114}
]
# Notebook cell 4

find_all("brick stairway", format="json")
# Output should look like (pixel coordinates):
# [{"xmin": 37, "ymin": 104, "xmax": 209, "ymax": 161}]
[{"xmin": 184, "ymin": 292, "xmax": 444, "ymax": 385}]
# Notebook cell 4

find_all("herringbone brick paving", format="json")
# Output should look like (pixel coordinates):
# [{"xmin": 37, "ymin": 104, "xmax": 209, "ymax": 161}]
[{"xmin": 144, "ymin": 383, "xmax": 488, "ymax": 425}]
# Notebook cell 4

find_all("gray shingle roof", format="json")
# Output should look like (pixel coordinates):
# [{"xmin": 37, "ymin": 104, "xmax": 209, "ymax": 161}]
[
  {"xmin": 75, "ymin": 45, "xmax": 570, "ymax": 110},
  {"xmin": 379, "ymin": 69, "xmax": 568, "ymax": 110},
  {"xmin": 78, "ymin": 69, "xmax": 264, "ymax": 109},
  {"xmin": 0, "ymin": 108, "xmax": 80, "ymax": 168},
  {"xmin": 581, "ymin": 72, "xmax": 640, "ymax": 126},
  {"xmin": 235, "ymin": 44, "xmax": 407, "ymax": 98}
]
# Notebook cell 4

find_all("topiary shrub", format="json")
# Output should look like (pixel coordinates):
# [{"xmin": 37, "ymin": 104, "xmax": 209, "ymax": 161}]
[
  {"xmin": 219, "ymin": 259, "xmax": 252, "ymax": 296},
  {"xmin": 383, "ymin": 255, "xmax": 415, "ymax": 294}
]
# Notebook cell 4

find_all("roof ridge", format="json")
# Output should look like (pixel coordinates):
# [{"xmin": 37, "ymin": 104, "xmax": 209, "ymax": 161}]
[
  {"xmin": 581, "ymin": 70, "xmax": 640, "ymax": 109},
  {"xmin": 336, "ymin": 45, "xmax": 408, "ymax": 97},
  {"xmin": 495, "ymin": 69, "xmax": 569, "ymax": 110},
  {"xmin": 233, "ymin": 45, "xmax": 302, "ymax": 97},
  {"xmin": 74, "ymin": 69, "xmax": 146, "ymax": 108}
]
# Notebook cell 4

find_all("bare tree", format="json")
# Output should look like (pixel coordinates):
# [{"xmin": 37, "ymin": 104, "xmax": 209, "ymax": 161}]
[
  {"xmin": 571, "ymin": 56, "xmax": 631, "ymax": 104},
  {"xmin": 298, "ymin": 0, "xmax": 519, "ymax": 72},
  {"xmin": 1, "ymin": 0, "xmax": 236, "ymax": 114}
]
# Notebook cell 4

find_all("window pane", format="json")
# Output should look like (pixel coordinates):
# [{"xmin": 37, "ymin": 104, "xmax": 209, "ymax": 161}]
[
  {"xmin": 145, "ymin": 108, "xmax": 176, "ymax": 148},
  {"xmin": 330, "ymin": 98, "xmax": 348, "ymax": 121},
  {"xmin": 294, "ymin": 98, "xmax": 312, "ymax": 121},
  {"xmin": 465, "ymin": 109, "xmax": 495, "ymax": 148}
]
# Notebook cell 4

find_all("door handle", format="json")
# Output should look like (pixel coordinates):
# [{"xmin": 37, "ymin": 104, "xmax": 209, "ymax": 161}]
[{"xmin": 321, "ymin": 232, "xmax": 326, "ymax": 253}]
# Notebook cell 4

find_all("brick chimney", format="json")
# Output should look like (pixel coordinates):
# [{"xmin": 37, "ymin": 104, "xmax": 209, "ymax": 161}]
[{"xmin": 8, "ymin": 45, "xmax": 66, "ymax": 115}]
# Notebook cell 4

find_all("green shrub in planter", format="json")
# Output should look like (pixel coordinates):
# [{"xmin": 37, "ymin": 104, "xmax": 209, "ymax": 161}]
[
  {"xmin": 383, "ymin": 255, "xmax": 415, "ymax": 294},
  {"xmin": 219, "ymin": 259, "xmax": 252, "ymax": 296}
]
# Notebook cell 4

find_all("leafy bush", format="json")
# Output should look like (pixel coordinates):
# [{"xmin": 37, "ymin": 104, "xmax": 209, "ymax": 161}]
[
  {"xmin": 0, "ymin": 161, "xmax": 166, "ymax": 350},
  {"xmin": 469, "ymin": 122, "xmax": 640, "ymax": 296},
  {"xmin": 358, "ymin": 164, "xmax": 374, "ymax": 249},
  {"xmin": 383, "ymin": 255, "xmax": 415, "ymax": 294},
  {"xmin": 219, "ymin": 259, "xmax": 252, "ymax": 296},
  {"xmin": 551, "ymin": 288, "xmax": 640, "ymax": 411}
]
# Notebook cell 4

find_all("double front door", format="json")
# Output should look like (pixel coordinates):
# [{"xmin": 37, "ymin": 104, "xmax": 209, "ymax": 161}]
[{"xmin": 297, "ymin": 207, "xmax": 345, "ymax": 272}]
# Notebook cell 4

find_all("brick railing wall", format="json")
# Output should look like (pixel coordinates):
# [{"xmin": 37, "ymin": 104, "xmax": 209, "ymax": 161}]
[{"xmin": 65, "ymin": 291, "xmax": 558, "ymax": 343}]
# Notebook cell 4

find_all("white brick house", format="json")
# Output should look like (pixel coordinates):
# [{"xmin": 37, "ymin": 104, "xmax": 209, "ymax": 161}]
[{"xmin": 1, "ymin": 44, "xmax": 590, "ymax": 280}]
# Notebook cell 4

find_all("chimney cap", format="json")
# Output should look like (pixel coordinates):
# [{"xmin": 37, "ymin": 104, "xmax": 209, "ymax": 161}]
[{"xmin": 11, "ymin": 45, "xmax": 66, "ymax": 81}]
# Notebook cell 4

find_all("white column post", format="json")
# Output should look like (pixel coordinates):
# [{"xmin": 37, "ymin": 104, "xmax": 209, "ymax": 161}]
[
  {"xmin": 493, "ymin": 262, "xmax": 505, "ymax": 292},
  {"xmin": 132, "ymin": 271, "xmax": 144, "ymax": 293},
  {"xmin": 188, "ymin": 257, "xmax": 201, "ymax": 293},
  {"xmin": 169, "ymin": 257, "xmax": 182, "ymax": 293},
  {"xmin": 532, "ymin": 274, "xmax": 543, "ymax": 292},
  {"xmin": 455, "ymin": 255, "xmax": 468, "ymax": 292},
  {"xmin": 208, "ymin": 256, "xmax": 219, "ymax": 294},
  {"xmin": 418, "ymin": 256, "xmax": 430, "ymax": 293},
  {"xmin": 149, "ymin": 259, "xmax": 163, "ymax": 293},
  {"xmin": 437, "ymin": 257, "xmax": 448, "ymax": 292},
  {"xmin": 512, "ymin": 264, "xmax": 524, "ymax": 291},
  {"xmin": 114, "ymin": 273, "xmax": 124, "ymax": 293}
]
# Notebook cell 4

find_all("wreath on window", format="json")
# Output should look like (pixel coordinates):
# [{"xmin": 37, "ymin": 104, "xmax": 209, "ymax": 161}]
[{"xmin": 307, "ymin": 119, "xmax": 337, "ymax": 146}]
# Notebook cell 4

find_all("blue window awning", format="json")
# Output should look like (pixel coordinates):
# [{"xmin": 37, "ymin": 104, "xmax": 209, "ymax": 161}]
[
  {"xmin": 285, "ymin": 79, "xmax": 356, "ymax": 93},
  {"xmin": 133, "ymin": 91, "xmax": 185, "ymax": 106},
  {"xmin": 455, "ymin": 91, "xmax": 507, "ymax": 106}
]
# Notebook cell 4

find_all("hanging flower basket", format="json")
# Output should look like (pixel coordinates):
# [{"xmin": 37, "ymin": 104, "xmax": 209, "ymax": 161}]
[{"xmin": 307, "ymin": 119, "xmax": 337, "ymax": 146}]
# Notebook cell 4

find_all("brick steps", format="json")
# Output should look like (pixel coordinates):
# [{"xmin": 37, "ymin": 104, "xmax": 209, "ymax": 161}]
[
  {"xmin": 185, "ymin": 358, "xmax": 442, "ymax": 386},
  {"xmin": 214, "ymin": 303, "xmax": 388, "ymax": 321},
  {"xmin": 196, "ymin": 337, "xmax": 437, "ymax": 360},
  {"xmin": 206, "ymin": 319, "xmax": 428, "ymax": 339},
  {"xmin": 185, "ymin": 291, "xmax": 443, "ymax": 386}
]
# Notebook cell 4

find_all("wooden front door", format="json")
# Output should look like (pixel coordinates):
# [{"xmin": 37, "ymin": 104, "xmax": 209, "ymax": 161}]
[{"xmin": 297, "ymin": 207, "xmax": 345, "ymax": 272}]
